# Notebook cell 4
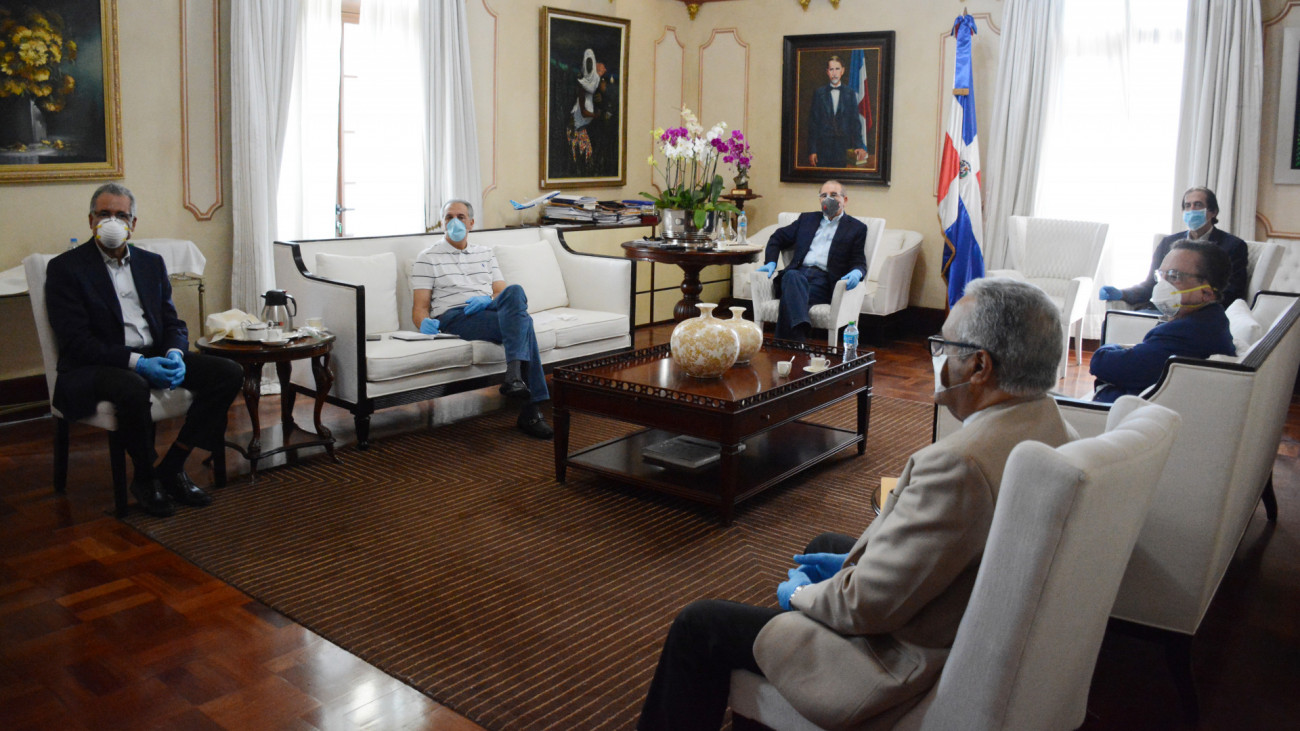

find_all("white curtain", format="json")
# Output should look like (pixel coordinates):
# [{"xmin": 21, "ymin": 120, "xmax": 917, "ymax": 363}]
[
  {"xmin": 1173, "ymin": 0, "xmax": 1263, "ymax": 236},
  {"xmin": 981, "ymin": 0, "xmax": 1064, "ymax": 270},
  {"xmin": 231, "ymin": 0, "xmax": 301, "ymax": 313},
  {"xmin": 348, "ymin": 0, "xmax": 426, "ymax": 236},
  {"xmin": 1034, "ymin": 0, "xmax": 1187, "ymax": 338},
  {"xmin": 422, "ymin": 0, "xmax": 483, "ymax": 231},
  {"xmin": 278, "ymin": 0, "xmax": 342, "ymax": 241}
]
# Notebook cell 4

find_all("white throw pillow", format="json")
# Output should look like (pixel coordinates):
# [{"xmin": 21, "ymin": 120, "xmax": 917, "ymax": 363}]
[
  {"xmin": 1224, "ymin": 299, "xmax": 1262, "ymax": 356},
  {"xmin": 491, "ymin": 240, "xmax": 569, "ymax": 313},
  {"xmin": 314, "ymin": 252, "xmax": 399, "ymax": 335}
]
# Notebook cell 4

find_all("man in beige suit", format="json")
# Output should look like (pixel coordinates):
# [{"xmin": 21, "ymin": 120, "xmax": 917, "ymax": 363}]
[{"xmin": 637, "ymin": 278, "xmax": 1075, "ymax": 731}]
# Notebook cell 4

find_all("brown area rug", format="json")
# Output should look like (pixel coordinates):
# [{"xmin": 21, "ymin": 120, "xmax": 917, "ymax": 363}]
[{"xmin": 127, "ymin": 395, "xmax": 933, "ymax": 730}]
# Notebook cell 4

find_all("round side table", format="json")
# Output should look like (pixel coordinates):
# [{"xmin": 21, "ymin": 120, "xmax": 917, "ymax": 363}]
[
  {"xmin": 197, "ymin": 333, "xmax": 339, "ymax": 482},
  {"xmin": 621, "ymin": 241, "xmax": 760, "ymax": 321}
]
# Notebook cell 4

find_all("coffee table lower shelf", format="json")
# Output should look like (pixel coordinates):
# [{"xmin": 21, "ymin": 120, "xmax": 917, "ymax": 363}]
[{"xmin": 564, "ymin": 420, "xmax": 861, "ymax": 521}]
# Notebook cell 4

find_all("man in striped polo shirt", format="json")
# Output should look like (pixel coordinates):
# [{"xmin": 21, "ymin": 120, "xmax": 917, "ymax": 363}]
[{"xmin": 410, "ymin": 199, "xmax": 553, "ymax": 439}]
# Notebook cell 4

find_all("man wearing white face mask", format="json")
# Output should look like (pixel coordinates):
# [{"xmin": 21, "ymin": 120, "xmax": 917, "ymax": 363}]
[
  {"xmin": 1091, "ymin": 241, "xmax": 1234, "ymax": 403},
  {"xmin": 1099, "ymin": 186, "xmax": 1248, "ymax": 309},
  {"xmin": 410, "ymin": 199, "xmax": 553, "ymax": 439},
  {"xmin": 638, "ymin": 278, "xmax": 1074, "ymax": 731},
  {"xmin": 44, "ymin": 183, "xmax": 243, "ymax": 517}
]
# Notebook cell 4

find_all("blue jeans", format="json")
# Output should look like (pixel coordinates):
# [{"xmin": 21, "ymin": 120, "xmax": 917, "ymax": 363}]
[
  {"xmin": 438, "ymin": 285, "xmax": 549, "ymax": 402},
  {"xmin": 777, "ymin": 266, "xmax": 834, "ymax": 341}
]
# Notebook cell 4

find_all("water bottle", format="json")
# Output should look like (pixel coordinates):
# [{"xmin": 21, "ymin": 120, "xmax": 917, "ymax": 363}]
[
  {"xmin": 67, "ymin": 237, "xmax": 78, "ymax": 251},
  {"xmin": 842, "ymin": 320, "xmax": 859, "ymax": 360},
  {"xmin": 736, "ymin": 211, "xmax": 747, "ymax": 243}
]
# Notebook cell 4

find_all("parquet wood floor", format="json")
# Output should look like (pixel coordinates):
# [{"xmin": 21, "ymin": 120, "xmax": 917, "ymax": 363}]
[{"xmin": 0, "ymin": 327, "xmax": 1295, "ymax": 729}]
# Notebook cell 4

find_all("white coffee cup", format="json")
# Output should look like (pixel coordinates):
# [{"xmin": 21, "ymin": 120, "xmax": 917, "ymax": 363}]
[
  {"xmin": 266, "ymin": 327, "xmax": 284, "ymax": 342},
  {"xmin": 777, "ymin": 361, "xmax": 792, "ymax": 377},
  {"xmin": 306, "ymin": 316, "xmax": 324, "ymax": 330},
  {"xmin": 809, "ymin": 355, "xmax": 829, "ymax": 370},
  {"xmin": 242, "ymin": 322, "xmax": 267, "ymax": 341}
]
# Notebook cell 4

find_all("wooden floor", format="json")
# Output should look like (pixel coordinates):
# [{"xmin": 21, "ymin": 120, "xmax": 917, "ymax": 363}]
[{"xmin": 0, "ymin": 326, "xmax": 1295, "ymax": 729}]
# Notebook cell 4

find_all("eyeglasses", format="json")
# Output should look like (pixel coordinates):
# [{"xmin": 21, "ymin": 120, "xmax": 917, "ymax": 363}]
[
  {"xmin": 818, "ymin": 192, "xmax": 844, "ymax": 200},
  {"xmin": 928, "ymin": 335, "xmax": 986, "ymax": 358},
  {"xmin": 1156, "ymin": 269, "xmax": 1204, "ymax": 286},
  {"xmin": 92, "ymin": 210, "xmax": 133, "ymax": 223}
]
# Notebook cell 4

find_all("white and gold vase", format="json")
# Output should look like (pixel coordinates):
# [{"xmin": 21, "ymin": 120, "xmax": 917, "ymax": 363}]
[
  {"xmin": 670, "ymin": 303, "xmax": 739, "ymax": 378},
  {"xmin": 725, "ymin": 306, "xmax": 763, "ymax": 365}
]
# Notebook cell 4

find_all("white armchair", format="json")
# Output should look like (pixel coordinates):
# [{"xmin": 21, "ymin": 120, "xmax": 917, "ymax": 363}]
[
  {"xmin": 988, "ymin": 216, "xmax": 1109, "ymax": 378},
  {"xmin": 729, "ymin": 397, "xmax": 1180, "ymax": 730},
  {"xmin": 858, "ymin": 229, "xmax": 923, "ymax": 328},
  {"xmin": 743, "ymin": 212, "xmax": 884, "ymax": 343},
  {"xmin": 1109, "ymin": 235, "xmax": 1281, "ymax": 311}
]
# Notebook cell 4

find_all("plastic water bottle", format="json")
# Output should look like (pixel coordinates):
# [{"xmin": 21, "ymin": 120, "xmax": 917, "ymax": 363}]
[
  {"xmin": 736, "ymin": 211, "xmax": 747, "ymax": 243},
  {"xmin": 67, "ymin": 237, "xmax": 78, "ymax": 251},
  {"xmin": 842, "ymin": 321, "xmax": 859, "ymax": 360}
]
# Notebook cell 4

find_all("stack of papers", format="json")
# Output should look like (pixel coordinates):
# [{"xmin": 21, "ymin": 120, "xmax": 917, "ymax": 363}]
[{"xmin": 544, "ymin": 198, "xmax": 655, "ymax": 225}]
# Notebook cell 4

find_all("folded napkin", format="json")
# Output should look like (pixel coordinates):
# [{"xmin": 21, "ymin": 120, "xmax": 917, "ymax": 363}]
[{"xmin": 205, "ymin": 309, "xmax": 260, "ymax": 342}]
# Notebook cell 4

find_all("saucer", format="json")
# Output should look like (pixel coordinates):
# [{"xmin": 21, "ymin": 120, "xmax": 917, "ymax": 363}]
[
  {"xmin": 262, "ymin": 338, "xmax": 290, "ymax": 346},
  {"xmin": 804, "ymin": 364, "xmax": 830, "ymax": 373}
]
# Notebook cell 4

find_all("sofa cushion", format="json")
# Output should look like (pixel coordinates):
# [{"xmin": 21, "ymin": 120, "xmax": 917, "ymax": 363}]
[
  {"xmin": 365, "ymin": 335, "xmax": 474, "ymax": 382},
  {"xmin": 1225, "ymin": 299, "xmax": 1262, "ymax": 355},
  {"xmin": 492, "ymin": 240, "xmax": 569, "ymax": 313},
  {"xmin": 532, "ymin": 308, "xmax": 627, "ymax": 348},
  {"xmin": 315, "ymin": 252, "xmax": 400, "ymax": 335}
]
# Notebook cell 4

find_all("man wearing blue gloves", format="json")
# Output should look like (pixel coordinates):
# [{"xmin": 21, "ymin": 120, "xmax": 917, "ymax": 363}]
[
  {"xmin": 45, "ymin": 183, "xmax": 242, "ymax": 517},
  {"xmin": 638, "ymin": 278, "xmax": 1075, "ymax": 730},
  {"xmin": 756, "ymin": 180, "xmax": 867, "ymax": 342},
  {"xmin": 1099, "ymin": 186, "xmax": 1248, "ymax": 310},
  {"xmin": 410, "ymin": 199, "xmax": 553, "ymax": 439}
]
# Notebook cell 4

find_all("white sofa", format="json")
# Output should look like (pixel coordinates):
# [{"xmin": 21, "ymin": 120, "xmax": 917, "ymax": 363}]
[
  {"xmin": 272, "ymin": 226, "xmax": 632, "ymax": 448},
  {"xmin": 937, "ymin": 291, "xmax": 1300, "ymax": 713}
]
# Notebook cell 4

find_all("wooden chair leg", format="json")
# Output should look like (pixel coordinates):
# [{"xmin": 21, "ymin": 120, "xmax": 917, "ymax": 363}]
[
  {"xmin": 1262, "ymin": 474, "xmax": 1279, "ymax": 523},
  {"xmin": 107, "ymin": 431, "xmax": 129, "ymax": 517},
  {"xmin": 53, "ymin": 417, "xmax": 70, "ymax": 493}
]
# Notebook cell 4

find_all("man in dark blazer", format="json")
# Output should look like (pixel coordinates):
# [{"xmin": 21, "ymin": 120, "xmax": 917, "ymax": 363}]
[
  {"xmin": 757, "ymin": 180, "xmax": 868, "ymax": 341},
  {"xmin": 44, "ymin": 183, "xmax": 242, "ymax": 517},
  {"xmin": 807, "ymin": 55, "xmax": 867, "ymax": 169},
  {"xmin": 1100, "ymin": 186, "xmax": 1249, "ymax": 309}
]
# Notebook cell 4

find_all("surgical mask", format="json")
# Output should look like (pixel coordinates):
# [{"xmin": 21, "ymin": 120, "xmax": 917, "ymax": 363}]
[
  {"xmin": 821, "ymin": 196, "xmax": 841, "ymax": 219},
  {"xmin": 1182, "ymin": 209, "xmax": 1208, "ymax": 232},
  {"xmin": 446, "ymin": 218, "xmax": 467, "ymax": 242},
  {"xmin": 932, "ymin": 353, "xmax": 972, "ymax": 396},
  {"xmin": 1151, "ymin": 278, "xmax": 1210, "ymax": 318},
  {"xmin": 96, "ymin": 218, "xmax": 130, "ymax": 249}
]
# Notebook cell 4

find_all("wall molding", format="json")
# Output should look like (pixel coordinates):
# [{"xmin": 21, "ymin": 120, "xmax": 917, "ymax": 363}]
[
  {"xmin": 1257, "ymin": 212, "xmax": 1300, "ymax": 240},
  {"xmin": 1265, "ymin": 1, "xmax": 1300, "ymax": 26},
  {"xmin": 478, "ymin": 0, "xmax": 499, "ymax": 202},
  {"xmin": 180, "ymin": 0, "xmax": 223, "ymax": 221},
  {"xmin": 697, "ymin": 28, "xmax": 749, "ymax": 134}
]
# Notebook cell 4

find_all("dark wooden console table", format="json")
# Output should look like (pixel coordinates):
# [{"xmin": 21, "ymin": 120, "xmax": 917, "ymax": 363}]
[{"xmin": 552, "ymin": 341, "xmax": 873, "ymax": 524}]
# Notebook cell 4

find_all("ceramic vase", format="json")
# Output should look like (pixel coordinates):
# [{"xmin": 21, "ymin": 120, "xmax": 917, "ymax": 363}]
[
  {"xmin": 670, "ymin": 303, "xmax": 739, "ymax": 378},
  {"xmin": 725, "ymin": 306, "xmax": 763, "ymax": 365}
]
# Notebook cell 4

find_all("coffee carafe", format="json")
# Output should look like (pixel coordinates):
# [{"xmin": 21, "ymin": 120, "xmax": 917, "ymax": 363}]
[{"xmin": 260, "ymin": 289, "xmax": 297, "ymax": 329}]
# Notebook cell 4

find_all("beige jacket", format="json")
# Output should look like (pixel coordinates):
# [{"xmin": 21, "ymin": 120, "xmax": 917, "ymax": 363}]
[{"xmin": 753, "ymin": 396, "xmax": 1076, "ymax": 730}]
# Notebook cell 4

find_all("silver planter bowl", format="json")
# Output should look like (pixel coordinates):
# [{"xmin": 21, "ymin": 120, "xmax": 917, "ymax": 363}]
[{"xmin": 659, "ymin": 208, "xmax": 716, "ymax": 243}]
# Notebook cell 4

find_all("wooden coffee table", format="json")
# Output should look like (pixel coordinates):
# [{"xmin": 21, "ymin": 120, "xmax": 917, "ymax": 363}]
[{"xmin": 552, "ymin": 341, "xmax": 873, "ymax": 524}]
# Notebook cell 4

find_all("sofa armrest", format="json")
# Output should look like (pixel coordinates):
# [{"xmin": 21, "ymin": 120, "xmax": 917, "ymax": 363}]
[
  {"xmin": 1101, "ymin": 309, "xmax": 1160, "ymax": 346},
  {"xmin": 554, "ymin": 249, "xmax": 631, "ymax": 315},
  {"xmin": 273, "ymin": 242, "xmax": 365, "ymax": 403},
  {"xmin": 866, "ymin": 238, "xmax": 922, "ymax": 315}
]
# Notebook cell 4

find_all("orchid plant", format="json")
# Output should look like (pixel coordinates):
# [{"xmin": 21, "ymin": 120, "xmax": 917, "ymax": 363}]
[
  {"xmin": 641, "ymin": 107, "xmax": 739, "ymax": 228},
  {"xmin": 721, "ymin": 130, "xmax": 752, "ymax": 183}
]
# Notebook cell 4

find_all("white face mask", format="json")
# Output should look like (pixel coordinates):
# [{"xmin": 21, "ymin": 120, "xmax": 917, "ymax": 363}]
[
  {"xmin": 96, "ymin": 218, "xmax": 130, "ymax": 249},
  {"xmin": 932, "ymin": 353, "xmax": 948, "ymax": 393},
  {"xmin": 1152, "ymin": 278, "xmax": 1209, "ymax": 318}
]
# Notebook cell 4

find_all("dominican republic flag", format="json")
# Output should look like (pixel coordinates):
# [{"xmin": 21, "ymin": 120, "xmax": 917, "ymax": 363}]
[
  {"xmin": 848, "ymin": 49, "xmax": 873, "ymax": 154},
  {"xmin": 937, "ymin": 13, "xmax": 985, "ymax": 309}
]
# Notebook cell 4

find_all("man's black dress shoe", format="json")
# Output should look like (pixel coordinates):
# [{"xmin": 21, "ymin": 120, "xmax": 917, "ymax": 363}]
[
  {"xmin": 517, "ymin": 407, "xmax": 554, "ymax": 439},
  {"xmin": 499, "ymin": 378, "xmax": 531, "ymax": 401},
  {"xmin": 159, "ymin": 470, "xmax": 214, "ymax": 507},
  {"xmin": 130, "ymin": 479, "xmax": 176, "ymax": 517}
]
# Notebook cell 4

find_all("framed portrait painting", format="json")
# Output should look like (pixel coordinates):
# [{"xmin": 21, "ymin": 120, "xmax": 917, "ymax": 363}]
[
  {"xmin": 539, "ymin": 6, "xmax": 629, "ymax": 189},
  {"xmin": 0, "ymin": 0, "xmax": 123, "ymax": 182},
  {"xmin": 780, "ymin": 31, "xmax": 895, "ymax": 186}
]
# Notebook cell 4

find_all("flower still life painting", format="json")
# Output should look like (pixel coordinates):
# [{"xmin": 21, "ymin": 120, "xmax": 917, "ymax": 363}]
[{"xmin": 0, "ymin": 0, "xmax": 121, "ymax": 182}]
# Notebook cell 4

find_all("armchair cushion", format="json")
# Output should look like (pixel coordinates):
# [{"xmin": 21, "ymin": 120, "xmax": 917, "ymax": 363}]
[
  {"xmin": 492, "ymin": 239, "xmax": 569, "ymax": 313},
  {"xmin": 1225, "ymin": 299, "xmax": 1262, "ymax": 355},
  {"xmin": 315, "ymin": 252, "xmax": 400, "ymax": 335}
]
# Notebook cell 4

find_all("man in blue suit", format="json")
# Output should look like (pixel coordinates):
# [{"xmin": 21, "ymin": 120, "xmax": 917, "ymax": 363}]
[
  {"xmin": 757, "ymin": 180, "xmax": 868, "ymax": 342},
  {"xmin": 1091, "ymin": 241, "xmax": 1235, "ymax": 402},
  {"xmin": 807, "ymin": 56, "xmax": 867, "ymax": 169},
  {"xmin": 44, "ymin": 183, "xmax": 242, "ymax": 516}
]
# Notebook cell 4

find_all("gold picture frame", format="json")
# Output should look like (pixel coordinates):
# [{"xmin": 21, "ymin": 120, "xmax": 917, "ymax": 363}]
[
  {"xmin": 0, "ymin": 0, "xmax": 124, "ymax": 183},
  {"xmin": 539, "ymin": 6, "xmax": 629, "ymax": 189}
]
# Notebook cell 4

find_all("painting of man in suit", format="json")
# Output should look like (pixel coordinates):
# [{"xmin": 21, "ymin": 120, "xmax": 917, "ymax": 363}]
[{"xmin": 807, "ymin": 56, "xmax": 867, "ymax": 168}]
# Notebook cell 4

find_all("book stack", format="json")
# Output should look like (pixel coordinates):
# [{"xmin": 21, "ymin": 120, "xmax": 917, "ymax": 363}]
[{"xmin": 543, "ymin": 198, "xmax": 656, "ymax": 225}]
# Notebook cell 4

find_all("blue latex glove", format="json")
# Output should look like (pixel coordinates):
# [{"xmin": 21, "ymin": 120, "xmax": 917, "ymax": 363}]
[
  {"xmin": 758, "ymin": 262, "xmax": 777, "ymax": 279},
  {"xmin": 164, "ymin": 350, "xmax": 187, "ymax": 388},
  {"xmin": 419, "ymin": 317, "xmax": 441, "ymax": 335},
  {"xmin": 463, "ymin": 295, "xmax": 493, "ymax": 315},
  {"xmin": 135, "ymin": 356, "xmax": 183, "ymax": 390},
  {"xmin": 777, "ymin": 567, "xmax": 812, "ymax": 610},
  {"xmin": 1099, "ymin": 285, "xmax": 1123, "ymax": 301},
  {"xmin": 793, "ymin": 552, "xmax": 850, "ymax": 583},
  {"xmin": 840, "ymin": 269, "xmax": 864, "ymax": 291}
]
